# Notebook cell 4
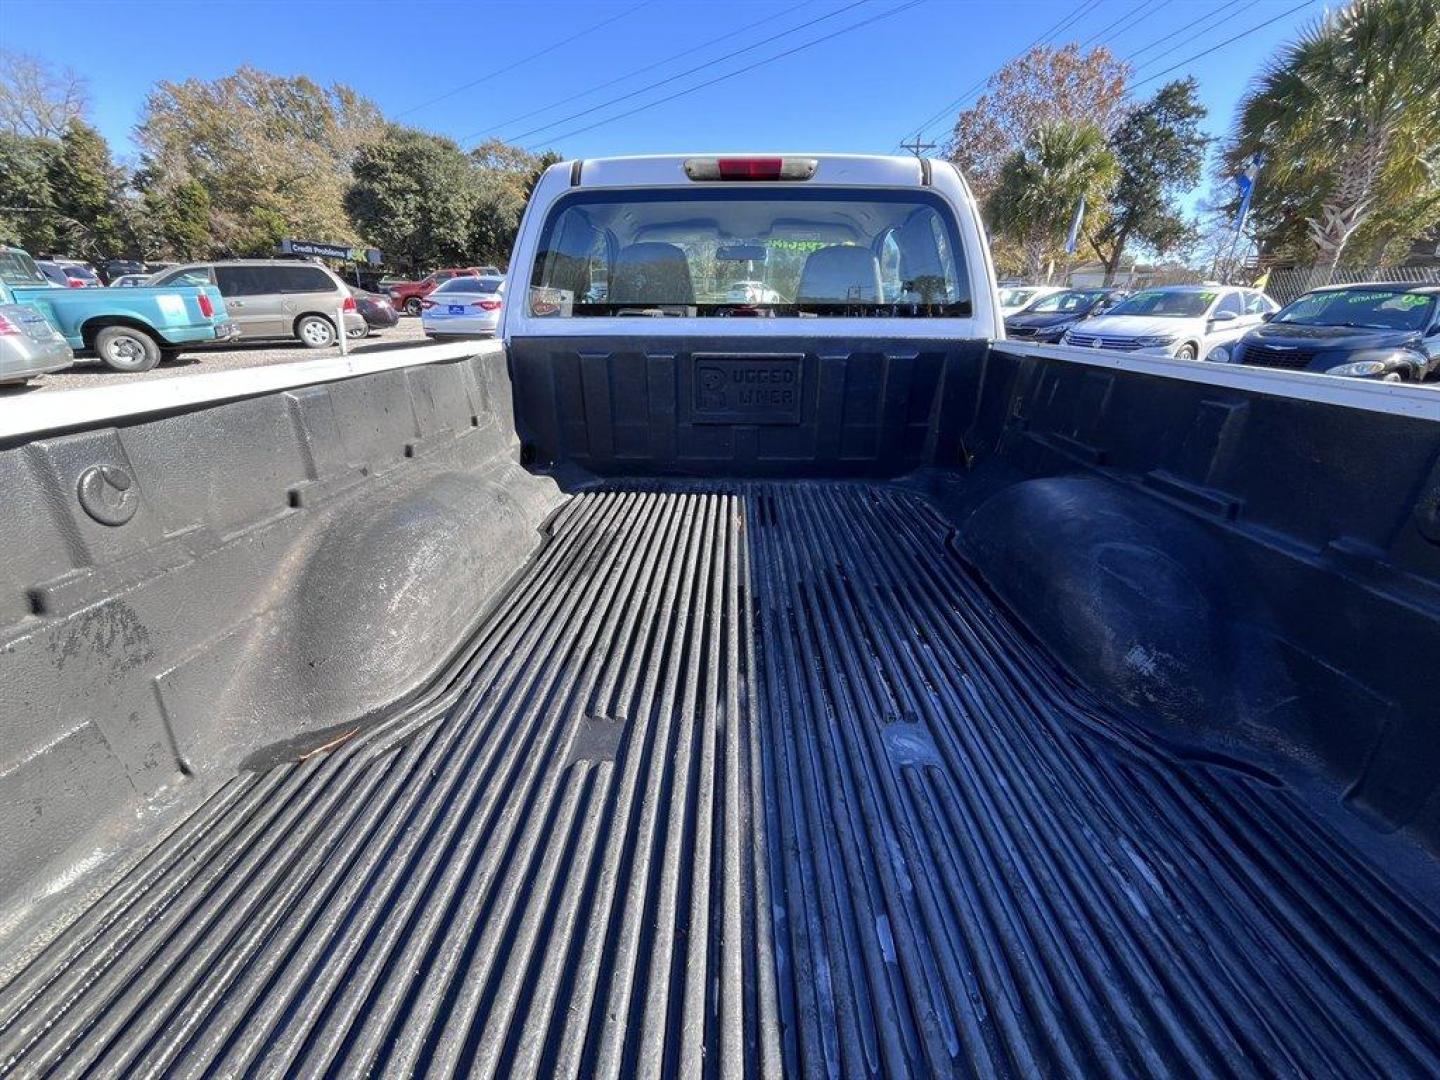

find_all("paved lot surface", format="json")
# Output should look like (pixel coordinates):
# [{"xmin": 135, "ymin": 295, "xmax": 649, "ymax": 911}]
[{"xmin": 4, "ymin": 318, "xmax": 434, "ymax": 396}]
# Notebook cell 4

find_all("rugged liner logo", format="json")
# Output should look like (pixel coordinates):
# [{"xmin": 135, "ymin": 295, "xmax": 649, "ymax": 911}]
[{"xmin": 692, "ymin": 355, "xmax": 804, "ymax": 425}]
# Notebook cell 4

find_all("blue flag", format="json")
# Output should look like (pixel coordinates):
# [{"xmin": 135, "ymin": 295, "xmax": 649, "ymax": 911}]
[
  {"xmin": 1065, "ymin": 195, "xmax": 1085, "ymax": 255},
  {"xmin": 1234, "ymin": 155, "xmax": 1262, "ymax": 230}
]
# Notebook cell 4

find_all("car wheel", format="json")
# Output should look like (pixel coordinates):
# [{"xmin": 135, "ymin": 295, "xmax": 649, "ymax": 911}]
[
  {"xmin": 1175, "ymin": 343, "xmax": 1198, "ymax": 361},
  {"xmin": 404, "ymin": 298, "xmax": 423, "ymax": 317},
  {"xmin": 1382, "ymin": 371, "xmax": 1405, "ymax": 383},
  {"xmin": 95, "ymin": 325, "xmax": 162, "ymax": 372},
  {"xmin": 297, "ymin": 315, "xmax": 337, "ymax": 349}
]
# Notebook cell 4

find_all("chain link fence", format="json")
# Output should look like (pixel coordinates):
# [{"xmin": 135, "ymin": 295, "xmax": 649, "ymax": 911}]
[{"xmin": 1263, "ymin": 265, "xmax": 1440, "ymax": 305}]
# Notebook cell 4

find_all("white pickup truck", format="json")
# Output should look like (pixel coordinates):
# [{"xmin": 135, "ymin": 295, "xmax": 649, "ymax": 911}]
[{"xmin": 1, "ymin": 154, "xmax": 1438, "ymax": 1078}]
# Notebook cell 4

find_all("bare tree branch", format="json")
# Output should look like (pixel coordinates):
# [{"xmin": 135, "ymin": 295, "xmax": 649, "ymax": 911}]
[{"xmin": 0, "ymin": 49, "xmax": 89, "ymax": 139}]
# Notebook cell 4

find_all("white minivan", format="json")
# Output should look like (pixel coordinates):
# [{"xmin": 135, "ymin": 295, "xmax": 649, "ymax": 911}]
[{"xmin": 1062, "ymin": 284, "xmax": 1277, "ymax": 361}]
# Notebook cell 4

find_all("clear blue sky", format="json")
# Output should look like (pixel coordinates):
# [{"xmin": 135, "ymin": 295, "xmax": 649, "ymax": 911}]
[{"xmin": 1, "ymin": 0, "xmax": 1319, "ymax": 179}]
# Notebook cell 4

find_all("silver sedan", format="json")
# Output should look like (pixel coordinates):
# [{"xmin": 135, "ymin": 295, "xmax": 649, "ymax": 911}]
[{"xmin": 0, "ymin": 287, "xmax": 73, "ymax": 385}]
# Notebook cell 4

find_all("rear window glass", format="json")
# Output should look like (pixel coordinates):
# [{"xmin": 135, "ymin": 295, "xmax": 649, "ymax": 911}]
[
  {"xmin": 157, "ymin": 267, "xmax": 216, "ymax": 287},
  {"xmin": 528, "ymin": 188, "xmax": 971, "ymax": 318},
  {"xmin": 0, "ymin": 249, "xmax": 48, "ymax": 287},
  {"xmin": 435, "ymin": 276, "xmax": 501, "ymax": 294}
]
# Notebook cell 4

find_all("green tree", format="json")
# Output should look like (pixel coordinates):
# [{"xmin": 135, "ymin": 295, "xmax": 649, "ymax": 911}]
[
  {"xmin": 1090, "ymin": 79, "xmax": 1207, "ymax": 284},
  {"xmin": 1227, "ymin": 0, "xmax": 1440, "ymax": 267},
  {"xmin": 986, "ymin": 122, "xmax": 1118, "ymax": 279},
  {"xmin": 0, "ymin": 132, "xmax": 59, "ymax": 251},
  {"xmin": 947, "ymin": 44, "xmax": 1130, "ymax": 202},
  {"xmin": 466, "ymin": 140, "xmax": 561, "ymax": 267},
  {"xmin": 47, "ymin": 120, "xmax": 128, "ymax": 259},
  {"xmin": 138, "ymin": 67, "xmax": 383, "ymax": 255},
  {"xmin": 145, "ymin": 177, "xmax": 213, "ymax": 260},
  {"xmin": 345, "ymin": 125, "xmax": 479, "ymax": 270}
]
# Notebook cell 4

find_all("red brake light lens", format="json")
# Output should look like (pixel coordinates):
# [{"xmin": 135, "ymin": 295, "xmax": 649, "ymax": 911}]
[
  {"xmin": 420, "ymin": 299, "xmax": 436, "ymax": 310},
  {"xmin": 684, "ymin": 156, "xmax": 817, "ymax": 181},
  {"xmin": 0, "ymin": 313, "xmax": 19, "ymax": 335},
  {"xmin": 197, "ymin": 293, "xmax": 214, "ymax": 318},
  {"xmin": 474, "ymin": 299, "xmax": 502, "ymax": 311},
  {"xmin": 342, "ymin": 296, "xmax": 357, "ymax": 312},
  {"xmin": 66, "ymin": 277, "xmax": 86, "ymax": 288}
]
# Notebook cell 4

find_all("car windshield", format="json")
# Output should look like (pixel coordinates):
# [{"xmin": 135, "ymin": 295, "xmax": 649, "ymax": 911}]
[
  {"xmin": 435, "ymin": 276, "xmax": 501, "ymax": 294},
  {"xmin": 529, "ymin": 188, "xmax": 971, "ymax": 318},
  {"xmin": 1024, "ymin": 289, "xmax": 1107, "ymax": 314},
  {"xmin": 1105, "ymin": 289, "xmax": 1215, "ymax": 318},
  {"xmin": 0, "ymin": 249, "xmax": 47, "ymax": 287},
  {"xmin": 1274, "ymin": 288, "xmax": 1436, "ymax": 331},
  {"xmin": 999, "ymin": 288, "xmax": 1039, "ymax": 307}
]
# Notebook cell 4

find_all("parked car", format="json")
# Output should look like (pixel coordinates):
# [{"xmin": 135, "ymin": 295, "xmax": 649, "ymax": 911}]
[
  {"xmin": 0, "ymin": 278, "xmax": 73, "ymax": 385},
  {"xmin": 389, "ymin": 267, "xmax": 498, "ymax": 316},
  {"xmin": 998, "ymin": 284, "xmax": 1065, "ymax": 316},
  {"xmin": 347, "ymin": 286, "xmax": 399, "ymax": 338},
  {"xmin": 1063, "ymin": 284, "xmax": 1277, "ymax": 360},
  {"xmin": 1004, "ymin": 287, "xmax": 1126, "ymax": 342},
  {"xmin": 109, "ymin": 274, "xmax": 153, "ymax": 288},
  {"xmin": 100, "ymin": 259, "xmax": 147, "ymax": 284},
  {"xmin": 1234, "ymin": 282, "xmax": 1440, "ymax": 381},
  {"xmin": 420, "ymin": 275, "xmax": 504, "ymax": 338},
  {"xmin": 2, "ymin": 245, "xmax": 238, "ymax": 371},
  {"xmin": 150, "ymin": 260, "xmax": 366, "ymax": 347},
  {"xmin": 726, "ymin": 279, "xmax": 785, "ymax": 304},
  {"xmin": 35, "ymin": 260, "xmax": 101, "ymax": 289}
]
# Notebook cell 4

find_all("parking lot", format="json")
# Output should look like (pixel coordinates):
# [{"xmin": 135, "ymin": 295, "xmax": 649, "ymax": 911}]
[{"xmin": 3, "ymin": 317, "xmax": 434, "ymax": 396}]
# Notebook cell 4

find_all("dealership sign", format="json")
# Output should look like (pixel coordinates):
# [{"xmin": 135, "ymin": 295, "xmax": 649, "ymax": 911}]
[{"xmin": 278, "ymin": 239, "xmax": 356, "ymax": 260}]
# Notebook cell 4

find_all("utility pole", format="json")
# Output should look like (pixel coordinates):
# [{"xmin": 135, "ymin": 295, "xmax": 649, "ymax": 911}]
[{"xmin": 900, "ymin": 137, "xmax": 936, "ymax": 159}]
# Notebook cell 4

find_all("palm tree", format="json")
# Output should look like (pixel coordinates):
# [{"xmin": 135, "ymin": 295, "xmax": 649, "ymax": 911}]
[
  {"xmin": 1229, "ymin": 0, "xmax": 1440, "ymax": 267},
  {"xmin": 986, "ymin": 121, "xmax": 1118, "ymax": 279}
]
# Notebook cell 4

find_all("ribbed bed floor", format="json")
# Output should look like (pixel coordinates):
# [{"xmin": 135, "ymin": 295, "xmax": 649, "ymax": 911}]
[{"xmin": 2, "ymin": 485, "xmax": 1438, "ymax": 1078}]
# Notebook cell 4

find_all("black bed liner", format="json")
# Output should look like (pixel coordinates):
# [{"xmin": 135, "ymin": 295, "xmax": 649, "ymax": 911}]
[{"xmin": 2, "ymin": 485, "xmax": 1438, "ymax": 1078}]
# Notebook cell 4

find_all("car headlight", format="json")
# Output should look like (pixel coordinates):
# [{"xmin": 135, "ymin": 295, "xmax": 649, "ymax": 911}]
[
  {"xmin": 1326, "ymin": 348, "xmax": 1422, "ymax": 379},
  {"xmin": 1133, "ymin": 335, "xmax": 1177, "ymax": 348},
  {"xmin": 1206, "ymin": 345, "xmax": 1232, "ymax": 363},
  {"xmin": 1326, "ymin": 359, "xmax": 1390, "ymax": 377}
]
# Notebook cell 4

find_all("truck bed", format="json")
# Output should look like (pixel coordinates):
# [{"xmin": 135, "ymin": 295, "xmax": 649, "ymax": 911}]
[{"xmin": 2, "ymin": 484, "xmax": 1438, "ymax": 1078}]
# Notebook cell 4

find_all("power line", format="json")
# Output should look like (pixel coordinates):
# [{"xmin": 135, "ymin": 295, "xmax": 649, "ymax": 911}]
[
  {"xmin": 1094, "ymin": 0, "xmax": 1175, "ymax": 49},
  {"xmin": 1130, "ymin": 0, "xmax": 1317, "ymax": 88},
  {"xmin": 393, "ymin": 0, "xmax": 654, "ymax": 119},
  {"xmin": 1126, "ymin": 0, "xmax": 1248, "ymax": 69},
  {"xmin": 472, "ymin": 0, "xmax": 874, "ymax": 146},
  {"xmin": 480, "ymin": 1, "xmax": 817, "ymax": 138},
  {"xmin": 1077, "ymin": 0, "xmax": 1153, "ymax": 50},
  {"xmin": 533, "ymin": 0, "xmax": 928, "ymax": 149},
  {"xmin": 896, "ymin": 0, "xmax": 1107, "ymax": 148}
]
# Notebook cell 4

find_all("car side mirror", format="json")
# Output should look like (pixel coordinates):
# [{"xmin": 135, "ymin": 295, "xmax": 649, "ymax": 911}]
[
  {"xmin": 1210, "ymin": 310, "xmax": 1238, "ymax": 324},
  {"xmin": 1260, "ymin": 311, "xmax": 1274, "ymax": 322}
]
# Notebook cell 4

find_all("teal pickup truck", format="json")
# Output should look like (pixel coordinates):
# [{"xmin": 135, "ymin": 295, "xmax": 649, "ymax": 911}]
[{"xmin": 0, "ymin": 246, "xmax": 239, "ymax": 372}]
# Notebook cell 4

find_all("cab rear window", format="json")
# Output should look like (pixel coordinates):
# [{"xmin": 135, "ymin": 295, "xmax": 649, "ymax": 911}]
[{"xmin": 528, "ymin": 188, "xmax": 971, "ymax": 318}]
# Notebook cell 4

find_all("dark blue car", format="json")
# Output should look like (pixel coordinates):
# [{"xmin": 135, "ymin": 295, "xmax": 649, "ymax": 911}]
[
  {"xmin": 1235, "ymin": 282, "xmax": 1440, "ymax": 381},
  {"xmin": 1003, "ymin": 287, "xmax": 1127, "ymax": 343}
]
